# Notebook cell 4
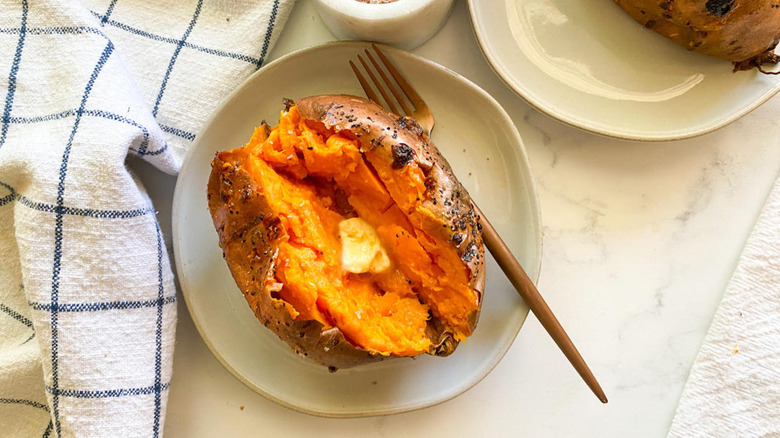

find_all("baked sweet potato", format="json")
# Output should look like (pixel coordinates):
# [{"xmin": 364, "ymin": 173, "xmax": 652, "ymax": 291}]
[
  {"xmin": 614, "ymin": 0, "xmax": 780, "ymax": 71},
  {"xmin": 207, "ymin": 95, "xmax": 485, "ymax": 370}
]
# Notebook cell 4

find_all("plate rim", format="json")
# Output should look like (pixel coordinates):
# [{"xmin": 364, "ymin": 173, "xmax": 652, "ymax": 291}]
[
  {"xmin": 172, "ymin": 40, "xmax": 542, "ymax": 418},
  {"xmin": 467, "ymin": 0, "xmax": 780, "ymax": 142}
]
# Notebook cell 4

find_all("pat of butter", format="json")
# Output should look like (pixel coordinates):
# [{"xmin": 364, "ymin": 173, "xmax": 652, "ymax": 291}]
[{"xmin": 339, "ymin": 217, "xmax": 391, "ymax": 274}]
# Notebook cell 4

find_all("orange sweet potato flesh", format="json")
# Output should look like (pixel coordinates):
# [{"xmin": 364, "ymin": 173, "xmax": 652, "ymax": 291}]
[
  {"xmin": 228, "ymin": 106, "xmax": 479, "ymax": 357},
  {"xmin": 209, "ymin": 95, "xmax": 485, "ymax": 368}
]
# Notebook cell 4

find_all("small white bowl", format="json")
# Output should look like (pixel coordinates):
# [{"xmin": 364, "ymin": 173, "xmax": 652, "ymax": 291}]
[{"xmin": 313, "ymin": 0, "xmax": 455, "ymax": 50}]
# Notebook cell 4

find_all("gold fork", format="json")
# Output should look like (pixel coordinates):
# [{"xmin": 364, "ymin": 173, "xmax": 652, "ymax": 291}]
[{"xmin": 351, "ymin": 44, "xmax": 608, "ymax": 404}]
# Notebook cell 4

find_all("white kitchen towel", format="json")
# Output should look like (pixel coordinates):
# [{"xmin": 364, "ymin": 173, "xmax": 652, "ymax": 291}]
[
  {"xmin": 668, "ymin": 174, "xmax": 780, "ymax": 437},
  {"xmin": 0, "ymin": 0, "xmax": 294, "ymax": 436}
]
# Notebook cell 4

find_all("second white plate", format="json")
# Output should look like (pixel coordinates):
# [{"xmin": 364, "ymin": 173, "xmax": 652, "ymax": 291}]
[
  {"xmin": 172, "ymin": 42, "xmax": 542, "ymax": 417},
  {"xmin": 469, "ymin": 0, "xmax": 780, "ymax": 141}
]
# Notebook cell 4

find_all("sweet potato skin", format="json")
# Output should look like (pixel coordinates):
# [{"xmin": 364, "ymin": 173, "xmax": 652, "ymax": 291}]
[
  {"xmin": 207, "ymin": 96, "xmax": 486, "ymax": 369},
  {"xmin": 615, "ymin": 0, "xmax": 780, "ymax": 68}
]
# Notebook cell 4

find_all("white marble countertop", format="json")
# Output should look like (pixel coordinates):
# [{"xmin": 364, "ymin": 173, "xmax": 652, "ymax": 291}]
[{"xmin": 134, "ymin": 1, "xmax": 780, "ymax": 436}]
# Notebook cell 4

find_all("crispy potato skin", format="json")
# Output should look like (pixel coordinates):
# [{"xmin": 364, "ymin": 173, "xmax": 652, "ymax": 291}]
[
  {"xmin": 207, "ymin": 96, "xmax": 486, "ymax": 369},
  {"xmin": 615, "ymin": 0, "xmax": 780, "ymax": 66}
]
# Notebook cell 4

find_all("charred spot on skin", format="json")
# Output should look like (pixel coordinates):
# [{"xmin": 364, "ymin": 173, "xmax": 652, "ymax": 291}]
[
  {"xmin": 705, "ymin": 0, "xmax": 734, "ymax": 17},
  {"xmin": 391, "ymin": 143, "xmax": 415, "ymax": 169},
  {"xmin": 452, "ymin": 233, "xmax": 464, "ymax": 245},
  {"xmin": 282, "ymin": 98, "xmax": 295, "ymax": 112},
  {"xmin": 397, "ymin": 116, "xmax": 425, "ymax": 138},
  {"xmin": 328, "ymin": 366, "xmax": 338, "ymax": 373}
]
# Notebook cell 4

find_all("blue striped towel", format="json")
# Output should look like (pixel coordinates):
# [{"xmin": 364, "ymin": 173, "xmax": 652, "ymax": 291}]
[{"xmin": 0, "ymin": 0, "xmax": 294, "ymax": 436}]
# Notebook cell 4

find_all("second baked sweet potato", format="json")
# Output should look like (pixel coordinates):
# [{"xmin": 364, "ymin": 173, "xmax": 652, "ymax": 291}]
[{"xmin": 614, "ymin": 0, "xmax": 780, "ymax": 71}]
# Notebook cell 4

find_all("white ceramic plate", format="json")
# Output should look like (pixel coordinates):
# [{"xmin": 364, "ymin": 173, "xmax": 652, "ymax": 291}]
[
  {"xmin": 469, "ymin": 0, "xmax": 780, "ymax": 141},
  {"xmin": 172, "ymin": 41, "xmax": 541, "ymax": 417}
]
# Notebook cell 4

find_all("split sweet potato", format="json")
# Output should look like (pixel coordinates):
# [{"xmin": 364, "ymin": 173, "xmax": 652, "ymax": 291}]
[{"xmin": 207, "ymin": 95, "xmax": 485, "ymax": 370}]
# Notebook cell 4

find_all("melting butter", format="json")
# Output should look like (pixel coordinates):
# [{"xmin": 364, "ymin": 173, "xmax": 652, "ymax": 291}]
[{"xmin": 339, "ymin": 217, "xmax": 391, "ymax": 274}]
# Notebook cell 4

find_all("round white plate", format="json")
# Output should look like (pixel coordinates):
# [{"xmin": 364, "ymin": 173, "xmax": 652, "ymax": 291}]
[
  {"xmin": 172, "ymin": 41, "xmax": 541, "ymax": 417},
  {"xmin": 469, "ymin": 0, "xmax": 780, "ymax": 141}
]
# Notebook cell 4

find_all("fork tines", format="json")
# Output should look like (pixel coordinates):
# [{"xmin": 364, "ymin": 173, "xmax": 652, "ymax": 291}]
[{"xmin": 350, "ymin": 44, "xmax": 416, "ymax": 117}]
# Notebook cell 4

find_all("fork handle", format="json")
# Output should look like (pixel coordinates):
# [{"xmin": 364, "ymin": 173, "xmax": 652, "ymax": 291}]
[{"xmin": 471, "ymin": 203, "xmax": 608, "ymax": 404}]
